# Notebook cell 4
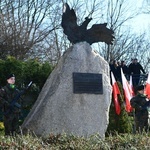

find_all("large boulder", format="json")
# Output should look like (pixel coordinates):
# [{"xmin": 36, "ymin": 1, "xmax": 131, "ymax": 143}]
[{"xmin": 22, "ymin": 42, "xmax": 112, "ymax": 138}]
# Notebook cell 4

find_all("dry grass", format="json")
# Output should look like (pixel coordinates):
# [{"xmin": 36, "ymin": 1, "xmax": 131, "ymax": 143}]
[{"xmin": 0, "ymin": 130, "xmax": 150, "ymax": 150}]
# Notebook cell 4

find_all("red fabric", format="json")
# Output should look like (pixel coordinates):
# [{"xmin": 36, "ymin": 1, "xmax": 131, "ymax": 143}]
[
  {"xmin": 145, "ymin": 72, "xmax": 150, "ymax": 99},
  {"xmin": 121, "ymin": 69, "xmax": 133, "ymax": 112},
  {"xmin": 111, "ymin": 72, "xmax": 121, "ymax": 115}
]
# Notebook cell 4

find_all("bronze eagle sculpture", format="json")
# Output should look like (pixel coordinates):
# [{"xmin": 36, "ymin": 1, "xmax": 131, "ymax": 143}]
[{"xmin": 61, "ymin": 3, "xmax": 114, "ymax": 45}]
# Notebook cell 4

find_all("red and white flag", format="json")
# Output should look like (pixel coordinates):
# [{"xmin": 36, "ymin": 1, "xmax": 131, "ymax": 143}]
[
  {"xmin": 111, "ymin": 72, "xmax": 121, "ymax": 115},
  {"xmin": 145, "ymin": 72, "xmax": 150, "ymax": 99},
  {"xmin": 121, "ymin": 69, "xmax": 133, "ymax": 112},
  {"xmin": 129, "ymin": 75, "xmax": 135, "ymax": 96}
]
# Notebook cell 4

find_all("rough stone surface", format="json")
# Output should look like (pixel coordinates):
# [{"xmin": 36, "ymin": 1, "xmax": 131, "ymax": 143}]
[{"xmin": 21, "ymin": 42, "xmax": 112, "ymax": 138}]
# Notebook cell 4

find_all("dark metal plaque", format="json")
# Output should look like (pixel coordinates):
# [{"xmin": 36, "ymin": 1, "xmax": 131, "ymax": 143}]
[{"xmin": 73, "ymin": 72, "xmax": 103, "ymax": 94}]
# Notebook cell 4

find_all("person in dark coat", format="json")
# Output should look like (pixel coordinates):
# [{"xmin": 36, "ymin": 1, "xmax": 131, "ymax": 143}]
[
  {"xmin": 128, "ymin": 58, "xmax": 146, "ymax": 87},
  {"xmin": 121, "ymin": 61, "xmax": 129, "ymax": 76},
  {"xmin": 0, "ymin": 74, "xmax": 21, "ymax": 136},
  {"xmin": 128, "ymin": 58, "xmax": 134, "ymax": 75},
  {"xmin": 119, "ymin": 60, "xmax": 129, "ymax": 82},
  {"xmin": 109, "ymin": 60, "xmax": 120, "ymax": 81},
  {"xmin": 130, "ymin": 85, "xmax": 150, "ymax": 133}
]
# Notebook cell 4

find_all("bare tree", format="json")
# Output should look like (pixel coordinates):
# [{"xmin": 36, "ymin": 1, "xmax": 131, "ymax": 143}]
[
  {"xmin": 139, "ymin": 0, "xmax": 150, "ymax": 71},
  {"xmin": 86, "ymin": 0, "xmax": 150, "ymax": 73},
  {"xmin": 0, "ymin": 0, "xmax": 149, "ymax": 71},
  {"xmin": 44, "ymin": 0, "xmax": 150, "ymax": 70},
  {"xmin": 0, "ymin": 0, "xmax": 60, "ymax": 60},
  {"xmin": 35, "ymin": 0, "xmax": 105, "ymax": 63},
  {"xmin": 143, "ymin": 0, "xmax": 150, "ymax": 14},
  {"xmin": 97, "ymin": 0, "xmax": 138, "ymax": 61}
]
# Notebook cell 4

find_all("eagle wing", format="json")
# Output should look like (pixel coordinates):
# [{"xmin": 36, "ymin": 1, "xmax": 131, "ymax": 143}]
[
  {"xmin": 86, "ymin": 23, "xmax": 114, "ymax": 45},
  {"xmin": 61, "ymin": 3, "xmax": 78, "ymax": 43}
]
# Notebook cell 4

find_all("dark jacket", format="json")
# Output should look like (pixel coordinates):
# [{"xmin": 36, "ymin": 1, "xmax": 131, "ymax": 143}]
[
  {"xmin": 109, "ymin": 64, "xmax": 120, "ymax": 81},
  {"xmin": 129, "ymin": 63, "xmax": 145, "ymax": 75},
  {"xmin": 130, "ymin": 93, "xmax": 150, "ymax": 116},
  {"xmin": 121, "ymin": 65, "xmax": 129, "ymax": 75},
  {"xmin": 128, "ymin": 63, "xmax": 134, "ymax": 75},
  {"xmin": 0, "ymin": 84, "xmax": 21, "ymax": 114}
]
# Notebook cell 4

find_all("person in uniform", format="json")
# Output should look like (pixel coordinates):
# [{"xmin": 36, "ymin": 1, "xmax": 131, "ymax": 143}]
[
  {"xmin": 0, "ymin": 74, "xmax": 21, "ymax": 136},
  {"xmin": 130, "ymin": 85, "xmax": 150, "ymax": 133}
]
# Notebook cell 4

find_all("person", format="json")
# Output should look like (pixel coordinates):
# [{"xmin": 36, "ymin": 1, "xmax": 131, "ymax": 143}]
[
  {"xmin": 0, "ymin": 74, "xmax": 21, "ymax": 135},
  {"xmin": 130, "ymin": 85, "xmax": 150, "ymax": 133},
  {"xmin": 109, "ymin": 60, "xmax": 120, "ymax": 81},
  {"xmin": 128, "ymin": 58, "xmax": 134, "ymax": 75},
  {"xmin": 128, "ymin": 58, "xmax": 146, "ymax": 87},
  {"xmin": 117, "ymin": 60, "xmax": 129, "ymax": 83},
  {"xmin": 121, "ymin": 61, "xmax": 129, "ymax": 78},
  {"xmin": 116, "ymin": 61, "xmax": 122, "ymax": 82}
]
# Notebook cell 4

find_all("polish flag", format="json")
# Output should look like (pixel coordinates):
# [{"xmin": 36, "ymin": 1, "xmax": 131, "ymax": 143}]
[
  {"xmin": 111, "ymin": 72, "xmax": 121, "ymax": 115},
  {"xmin": 145, "ymin": 72, "xmax": 150, "ymax": 99},
  {"xmin": 129, "ymin": 75, "xmax": 135, "ymax": 96},
  {"xmin": 121, "ymin": 69, "xmax": 133, "ymax": 112}
]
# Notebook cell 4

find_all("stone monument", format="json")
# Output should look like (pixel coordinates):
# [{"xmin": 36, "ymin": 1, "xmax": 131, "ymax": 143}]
[
  {"xmin": 22, "ymin": 42, "xmax": 112, "ymax": 138},
  {"xmin": 21, "ymin": 3, "xmax": 114, "ymax": 138}
]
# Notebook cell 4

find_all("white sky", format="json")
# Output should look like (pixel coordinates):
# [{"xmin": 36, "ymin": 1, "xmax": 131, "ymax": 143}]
[
  {"xmin": 132, "ymin": 14, "xmax": 150, "ymax": 33},
  {"xmin": 127, "ymin": 0, "xmax": 150, "ymax": 34}
]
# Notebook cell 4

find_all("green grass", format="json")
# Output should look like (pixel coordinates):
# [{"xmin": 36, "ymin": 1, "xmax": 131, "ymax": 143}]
[{"xmin": 0, "ymin": 131, "xmax": 150, "ymax": 150}]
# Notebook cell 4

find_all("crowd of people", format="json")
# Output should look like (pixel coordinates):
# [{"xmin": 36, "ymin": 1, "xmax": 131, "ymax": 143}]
[
  {"xmin": 109, "ymin": 58, "xmax": 146, "ymax": 87},
  {"xmin": 110, "ymin": 58, "xmax": 150, "ymax": 133}
]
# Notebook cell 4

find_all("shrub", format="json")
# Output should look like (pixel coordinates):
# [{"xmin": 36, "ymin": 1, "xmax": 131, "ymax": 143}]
[
  {"xmin": 0, "ymin": 122, "xmax": 4, "ymax": 131},
  {"xmin": 0, "ymin": 56, "xmax": 54, "ymax": 122},
  {"xmin": 107, "ymin": 81, "xmax": 133, "ymax": 134}
]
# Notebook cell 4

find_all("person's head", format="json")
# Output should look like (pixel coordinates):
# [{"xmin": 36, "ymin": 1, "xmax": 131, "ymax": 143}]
[
  {"xmin": 121, "ymin": 60, "xmax": 125, "ymax": 66},
  {"xmin": 136, "ymin": 85, "xmax": 144, "ymax": 94},
  {"xmin": 134, "ymin": 58, "xmax": 138, "ymax": 64},
  {"xmin": 113, "ymin": 60, "xmax": 118, "ymax": 66},
  {"xmin": 109, "ymin": 59, "xmax": 114, "ymax": 65},
  {"xmin": 7, "ymin": 74, "xmax": 15, "ymax": 85},
  {"xmin": 131, "ymin": 58, "xmax": 134, "ymax": 63},
  {"xmin": 117, "ymin": 61, "xmax": 121, "ymax": 66}
]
